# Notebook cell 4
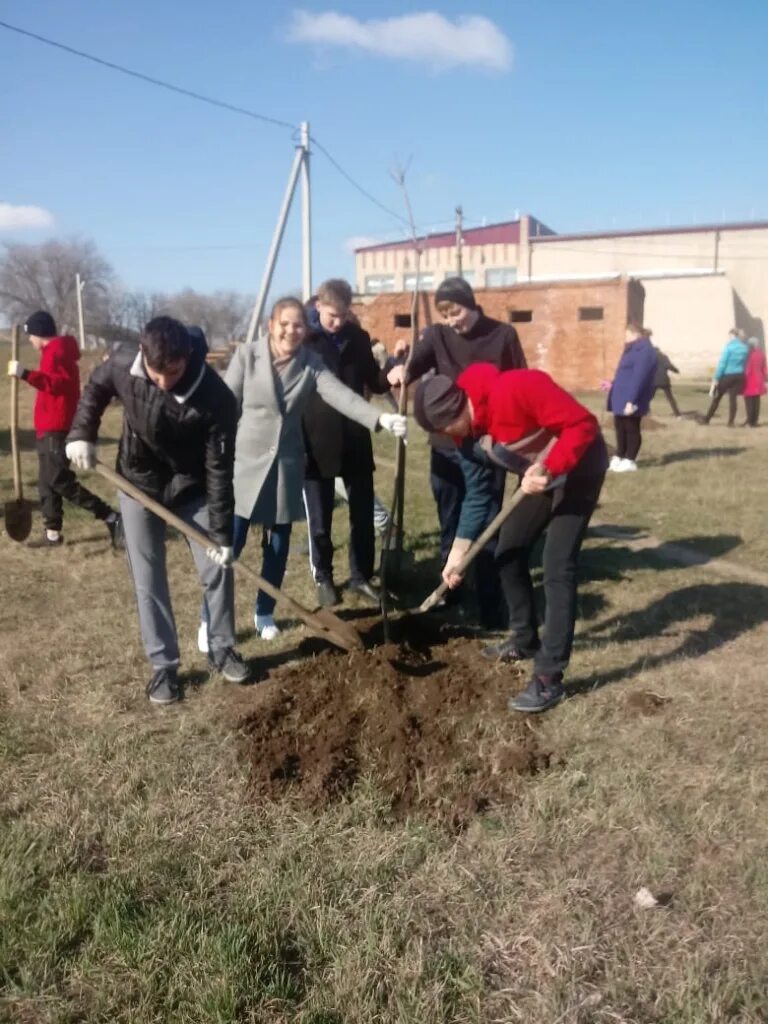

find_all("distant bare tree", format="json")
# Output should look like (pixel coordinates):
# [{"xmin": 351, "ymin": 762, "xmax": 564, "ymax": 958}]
[
  {"xmin": 0, "ymin": 238, "xmax": 115, "ymax": 337},
  {"xmin": 165, "ymin": 289, "xmax": 250, "ymax": 348}
]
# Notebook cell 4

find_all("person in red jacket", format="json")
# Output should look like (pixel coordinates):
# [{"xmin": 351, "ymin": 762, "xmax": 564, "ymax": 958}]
[
  {"xmin": 6, "ymin": 310, "xmax": 121, "ymax": 547},
  {"xmin": 414, "ymin": 363, "xmax": 608, "ymax": 713}
]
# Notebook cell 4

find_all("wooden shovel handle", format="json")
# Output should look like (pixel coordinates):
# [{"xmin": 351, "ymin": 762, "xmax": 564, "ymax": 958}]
[
  {"xmin": 10, "ymin": 324, "xmax": 23, "ymax": 502},
  {"xmin": 93, "ymin": 460, "xmax": 346, "ymax": 637},
  {"xmin": 419, "ymin": 484, "xmax": 527, "ymax": 612}
]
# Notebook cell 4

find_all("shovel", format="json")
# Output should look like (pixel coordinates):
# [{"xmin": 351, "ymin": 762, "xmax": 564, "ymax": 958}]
[
  {"xmin": 418, "ymin": 484, "xmax": 528, "ymax": 613},
  {"xmin": 5, "ymin": 324, "xmax": 34, "ymax": 542},
  {"xmin": 93, "ymin": 461, "xmax": 363, "ymax": 652}
]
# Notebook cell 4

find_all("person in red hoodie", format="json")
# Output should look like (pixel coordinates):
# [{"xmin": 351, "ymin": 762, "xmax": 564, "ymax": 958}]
[
  {"xmin": 6, "ymin": 310, "xmax": 121, "ymax": 547},
  {"xmin": 413, "ymin": 363, "xmax": 608, "ymax": 713}
]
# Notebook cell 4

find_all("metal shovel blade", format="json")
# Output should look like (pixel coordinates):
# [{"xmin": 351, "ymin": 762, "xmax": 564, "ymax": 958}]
[
  {"xmin": 307, "ymin": 607, "xmax": 365, "ymax": 651},
  {"xmin": 4, "ymin": 497, "xmax": 33, "ymax": 542}
]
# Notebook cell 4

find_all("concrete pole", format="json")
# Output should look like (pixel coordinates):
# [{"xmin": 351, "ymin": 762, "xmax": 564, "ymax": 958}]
[
  {"xmin": 75, "ymin": 273, "xmax": 86, "ymax": 350},
  {"xmin": 455, "ymin": 205, "xmax": 463, "ymax": 277},
  {"xmin": 245, "ymin": 143, "xmax": 305, "ymax": 345},
  {"xmin": 300, "ymin": 121, "xmax": 312, "ymax": 302}
]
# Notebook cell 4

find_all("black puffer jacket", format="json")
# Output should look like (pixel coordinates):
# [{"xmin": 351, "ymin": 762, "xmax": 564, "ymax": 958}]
[
  {"xmin": 67, "ymin": 343, "xmax": 237, "ymax": 544},
  {"xmin": 302, "ymin": 323, "xmax": 389, "ymax": 478}
]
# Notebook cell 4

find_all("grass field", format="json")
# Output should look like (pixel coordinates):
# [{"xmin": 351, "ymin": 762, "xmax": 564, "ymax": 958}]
[{"xmin": 2, "ymin": 347, "xmax": 768, "ymax": 1023}]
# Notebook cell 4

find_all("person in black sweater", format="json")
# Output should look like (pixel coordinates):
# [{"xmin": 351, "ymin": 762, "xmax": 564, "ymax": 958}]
[
  {"xmin": 302, "ymin": 279, "xmax": 401, "ymax": 607},
  {"xmin": 387, "ymin": 277, "xmax": 527, "ymax": 628}
]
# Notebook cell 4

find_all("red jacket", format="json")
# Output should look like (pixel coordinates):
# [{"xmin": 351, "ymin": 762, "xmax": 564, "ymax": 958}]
[
  {"xmin": 743, "ymin": 347, "xmax": 767, "ymax": 397},
  {"xmin": 457, "ymin": 363, "xmax": 599, "ymax": 477},
  {"xmin": 23, "ymin": 335, "xmax": 82, "ymax": 436}
]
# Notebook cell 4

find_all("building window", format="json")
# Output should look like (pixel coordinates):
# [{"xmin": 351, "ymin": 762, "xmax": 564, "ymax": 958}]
[
  {"xmin": 365, "ymin": 274, "xmax": 395, "ymax": 294},
  {"xmin": 485, "ymin": 267, "xmax": 517, "ymax": 287},
  {"xmin": 403, "ymin": 272, "xmax": 435, "ymax": 291},
  {"xmin": 579, "ymin": 306, "xmax": 604, "ymax": 321},
  {"xmin": 394, "ymin": 314, "xmax": 412, "ymax": 328},
  {"xmin": 509, "ymin": 310, "xmax": 533, "ymax": 323},
  {"xmin": 444, "ymin": 269, "xmax": 475, "ymax": 285}
]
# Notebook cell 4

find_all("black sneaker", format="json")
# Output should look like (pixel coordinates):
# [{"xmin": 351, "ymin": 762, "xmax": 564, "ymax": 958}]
[
  {"xmin": 146, "ymin": 668, "xmax": 181, "ymax": 705},
  {"xmin": 509, "ymin": 674, "xmax": 565, "ymax": 714},
  {"xmin": 208, "ymin": 647, "xmax": 250, "ymax": 684},
  {"xmin": 316, "ymin": 581, "xmax": 338, "ymax": 607},
  {"xmin": 106, "ymin": 513, "xmax": 125, "ymax": 551},
  {"xmin": 481, "ymin": 637, "xmax": 534, "ymax": 663},
  {"xmin": 349, "ymin": 579, "xmax": 381, "ymax": 604}
]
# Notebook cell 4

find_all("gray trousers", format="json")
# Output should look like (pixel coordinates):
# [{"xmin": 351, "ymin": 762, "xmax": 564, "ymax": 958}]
[{"xmin": 119, "ymin": 492, "xmax": 235, "ymax": 670}]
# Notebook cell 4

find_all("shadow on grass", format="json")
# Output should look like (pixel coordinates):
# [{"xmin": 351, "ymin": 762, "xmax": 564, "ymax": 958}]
[
  {"xmin": 569, "ymin": 581, "xmax": 768, "ymax": 695},
  {"xmin": 643, "ymin": 446, "xmax": 747, "ymax": 467},
  {"xmin": 582, "ymin": 530, "xmax": 743, "ymax": 581}
]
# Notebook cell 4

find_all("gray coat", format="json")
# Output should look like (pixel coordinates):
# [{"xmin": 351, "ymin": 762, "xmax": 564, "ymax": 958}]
[{"xmin": 225, "ymin": 336, "xmax": 382, "ymax": 523}]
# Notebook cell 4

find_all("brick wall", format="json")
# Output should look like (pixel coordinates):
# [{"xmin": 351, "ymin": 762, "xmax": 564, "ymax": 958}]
[{"xmin": 352, "ymin": 277, "xmax": 644, "ymax": 391}]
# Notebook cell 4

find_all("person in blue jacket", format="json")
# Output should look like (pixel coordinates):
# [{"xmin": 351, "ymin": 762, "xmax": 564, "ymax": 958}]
[
  {"xmin": 701, "ymin": 328, "xmax": 751, "ymax": 426},
  {"xmin": 607, "ymin": 323, "xmax": 657, "ymax": 472}
]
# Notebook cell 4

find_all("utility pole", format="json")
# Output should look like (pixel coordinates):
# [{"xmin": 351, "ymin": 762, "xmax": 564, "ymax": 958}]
[
  {"xmin": 246, "ymin": 121, "xmax": 312, "ymax": 344},
  {"xmin": 455, "ymin": 205, "xmax": 464, "ymax": 277},
  {"xmin": 75, "ymin": 273, "xmax": 86, "ymax": 350},
  {"xmin": 300, "ymin": 121, "xmax": 312, "ymax": 302}
]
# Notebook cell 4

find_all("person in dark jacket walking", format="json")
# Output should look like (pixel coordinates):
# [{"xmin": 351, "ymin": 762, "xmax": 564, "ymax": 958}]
[
  {"xmin": 65, "ymin": 316, "xmax": 248, "ymax": 705},
  {"xmin": 650, "ymin": 335, "xmax": 681, "ymax": 417},
  {"xmin": 413, "ymin": 362, "xmax": 607, "ymax": 713},
  {"xmin": 607, "ymin": 323, "xmax": 657, "ymax": 472},
  {"xmin": 6, "ymin": 310, "xmax": 121, "ymax": 547},
  {"xmin": 387, "ymin": 277, "xmax": 527, "ymax": 629},
  {"xmin": 302, "ymin": 279, "xmax": 394, "ymax": 607}
]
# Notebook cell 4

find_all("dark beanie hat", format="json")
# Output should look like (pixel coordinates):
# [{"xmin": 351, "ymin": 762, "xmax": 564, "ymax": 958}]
[
  {"xmin": 434, "ymin": 277, "xmax": 477, "ymax": 311},
  {"xmin": 414, "ymin": 374, "xmax": 468, "ymax": 432},
  {"xmin": 24, "ymin": 310, "xmax": 57, "ymax": 338}
]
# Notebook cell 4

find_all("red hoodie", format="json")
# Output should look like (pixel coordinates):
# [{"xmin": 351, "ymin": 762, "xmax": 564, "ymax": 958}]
[
  {"xmin": 457, "ymin": 363, "xmax": 599, "ymax": 477},
  {"xmin": 23, "ymin": 335, "xmax": 82, "ymax": 437}
]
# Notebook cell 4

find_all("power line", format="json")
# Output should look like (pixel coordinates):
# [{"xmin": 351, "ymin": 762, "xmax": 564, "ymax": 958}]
[{"xmin": 0, "ymin": 18, "xmax": 414, "ymax": 231}]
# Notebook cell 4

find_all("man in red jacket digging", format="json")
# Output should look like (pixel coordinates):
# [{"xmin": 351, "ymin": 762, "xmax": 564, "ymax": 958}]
[
  {"xmin": 6, "ymin": 310, "xmax": 121, "ymax": 547},
  {"xmin": 413, "ymin": 363, "xmax": 608, "ymax": 713}
]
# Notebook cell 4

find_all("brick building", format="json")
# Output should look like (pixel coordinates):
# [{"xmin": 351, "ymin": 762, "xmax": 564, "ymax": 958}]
[{"xmin": 352, "ymin": 277, "xmax": 645, "ymax": 392}]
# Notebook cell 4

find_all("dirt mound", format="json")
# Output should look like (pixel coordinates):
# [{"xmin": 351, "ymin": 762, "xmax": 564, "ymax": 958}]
[{"xmin": 238, "ymin": 617, "xmax": 555, "ymax": 825}]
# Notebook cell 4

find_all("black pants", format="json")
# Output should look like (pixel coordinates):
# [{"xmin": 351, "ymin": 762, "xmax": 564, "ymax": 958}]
[
  {"xmin": 613, "ymin": 416, "xmax": 642, "ymax": 460},
  {"xmin": 705, "ymin": 374, "xmax": 745, "ymax": 425},
  {"xmin": 652, "ymin": 385, "xmax": 680, "ymax": 417},
  {"xmin": 495, "ymin": 436, "xmax": 607, "ymax": 678},
  {"xmin": 37, "ymin": 431, "xmax": 113, "ymax": 531},
  {"xmin": 430, "ymin": 445, "xmax": 507, "ymax": 628},
  {"xmin": 745, "ymin": 395, "xmax": 761, "ymax": 427},
  {"xmin": 303, "ymin": 473, "xmax": 374, "ymax": 586}
]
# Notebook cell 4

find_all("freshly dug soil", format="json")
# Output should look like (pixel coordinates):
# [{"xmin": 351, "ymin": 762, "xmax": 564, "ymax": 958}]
[{"xmin": 238, "ymin": 616, "xmax": 555, "ymax": 825}]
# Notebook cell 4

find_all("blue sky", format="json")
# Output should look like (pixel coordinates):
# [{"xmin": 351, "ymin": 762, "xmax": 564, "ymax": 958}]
[{"xmin": 2, "ymin": 0, "xmax": 767, "ymax": 297}]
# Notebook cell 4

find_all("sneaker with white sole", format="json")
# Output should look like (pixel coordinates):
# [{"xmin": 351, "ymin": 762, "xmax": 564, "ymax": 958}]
[
  {"xmin": 255, "ymin": 614, "xmax": 281, "ymax": 641},
  {"xmin": 197, "ymin": 621, "xmax": 209, "ymax": 653},
  {"xmin": 614, "ymin": 458, "xmax": 638, "ymax": 472},
  {"xmin": 208, "ymin": 647, "xmax": 250, "ymax": 684},
  {"xmin": 608, "ymin": 455, "xmax": 622, "ymax": 471}
]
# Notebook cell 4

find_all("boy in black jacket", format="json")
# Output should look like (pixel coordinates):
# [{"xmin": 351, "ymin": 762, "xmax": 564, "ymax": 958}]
[
  {"xmin": 302, "ymin": 279, "xmax": 395, "ymax": 607},
  {"xmin": 66, "ymin": 316, "xmax": 248, "ymax": 705},
  {"xmin": 387, "ymin": 277, "xmax": 527, "ymax": 629}
]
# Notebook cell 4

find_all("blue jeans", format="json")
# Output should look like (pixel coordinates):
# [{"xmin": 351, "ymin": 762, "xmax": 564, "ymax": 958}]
[
  {"xmin": 202, "ymin": 518, "xmax": 292, "ymax": 624},
  {"xmin": 234, "ymin": 517, "xmax": 292, "ymax": 616}
]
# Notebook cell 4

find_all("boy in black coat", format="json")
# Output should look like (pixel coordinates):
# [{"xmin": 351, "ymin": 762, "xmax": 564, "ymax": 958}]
[
  {"xmin": 66, "ymin": 316, "xmax": 248, "ymax": 705},
  {"xmin": 302, "ymin": 279, "xmax": 395, "ymax": 606}
]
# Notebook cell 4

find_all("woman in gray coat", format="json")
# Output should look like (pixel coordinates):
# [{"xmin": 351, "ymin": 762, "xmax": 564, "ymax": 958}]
[{"xmin": 199, "ymin": 296, "xmax": 405, "ymax": 647}]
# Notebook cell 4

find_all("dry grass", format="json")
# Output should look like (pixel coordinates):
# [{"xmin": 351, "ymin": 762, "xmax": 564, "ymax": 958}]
[{"xmin": 2, "ymin": 350, "xmax": 768, "ymax": 1022}]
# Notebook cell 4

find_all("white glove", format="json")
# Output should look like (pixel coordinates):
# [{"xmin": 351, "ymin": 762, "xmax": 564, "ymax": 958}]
[
  {"xmin": 7, "ymin": 360, "xmax": 24, "ymax": 378},
  {"xmin": 206, "ymin": 545, "xmax": 234, "ymax": 568},
  {"xmin": 379, "ymin": 413, "xmax": 408, "ymax": 439},
  {"xmin": 65, "ymin": 440, "xmax": 96, "ymax": 470}
]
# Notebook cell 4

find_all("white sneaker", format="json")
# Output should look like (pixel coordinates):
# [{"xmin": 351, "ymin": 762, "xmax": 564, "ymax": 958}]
[
  {"xmin": 615, "ymin": 458, "xmax": 638, "ymax": 472},
  {"xmin": 197, "ymin": 621, "xmax": 209, "ymax": 653},
  {"xmin": 609, "ymin": 455, "xmax": 622, "ymax": 471},
  {"xmin": 255, "ymin": 614, "xmax": 281, "ymax": 641}
]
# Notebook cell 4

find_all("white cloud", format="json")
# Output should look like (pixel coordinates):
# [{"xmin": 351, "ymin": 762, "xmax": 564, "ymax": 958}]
[
  {"xmin": 288, "ymin": 10, "xmax": 513, "ymax": 73},
  {"xmin": 344, "ymin": 235, "xmax": 383, "ymax": 253},
  {"xmin": 0, "ymin": 202, "xmax": 54, "ymax": 231}
]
